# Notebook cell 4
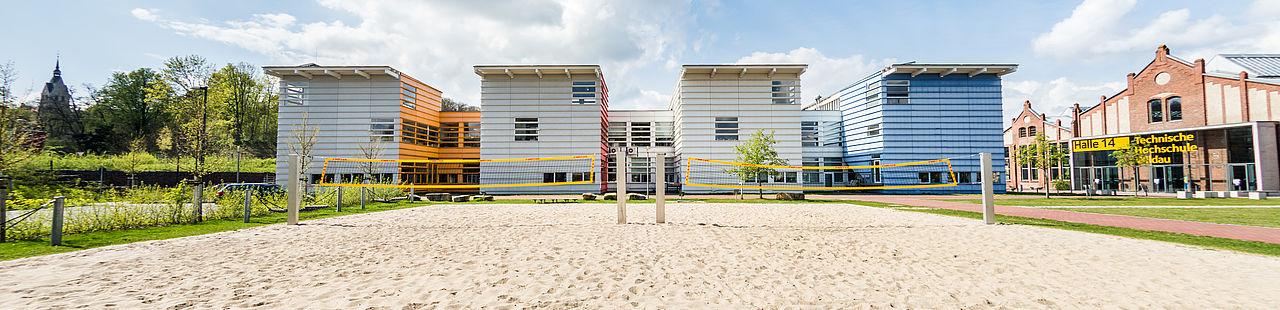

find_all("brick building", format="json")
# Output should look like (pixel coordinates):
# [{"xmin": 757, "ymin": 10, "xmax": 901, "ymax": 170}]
[
  {"xmin": 1069, "ymin": 46, "xmax": 1280, "ymax": 193},
  {"xmin": 1004, "ymin": 100, "xmax": 1072, "ymax": 191}
]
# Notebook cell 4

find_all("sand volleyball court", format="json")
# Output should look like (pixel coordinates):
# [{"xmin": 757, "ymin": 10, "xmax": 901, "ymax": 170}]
[{"xmin": 1, "ymin": 203, "xmax": 1278, "ymax": 308}]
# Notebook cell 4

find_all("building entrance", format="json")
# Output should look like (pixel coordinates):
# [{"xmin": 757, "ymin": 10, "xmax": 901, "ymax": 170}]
[
  {"xmin": 1229, "ymin": 164, "xmax": 1257, "ymax": 191},
  {"xmin": 1150, "ymin": 165, "xmax": 1185, "ymax": 193}
]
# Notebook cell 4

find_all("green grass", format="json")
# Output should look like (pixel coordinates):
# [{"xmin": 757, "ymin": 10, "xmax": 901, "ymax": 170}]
[
  {"xmin": 845, "ymin": 200, "xmax": 1280, "ymax": 257},
  {"xmin": 943, "ymin": 197, "xmax": 1280, "ymax": 206},
  {"xmin": 0, "ymin": 200, "xmax": 426, "ymax": 261},
  {"xmin": 1047, "ymin": 207, "xmax": 1280, "ymax": 228}
]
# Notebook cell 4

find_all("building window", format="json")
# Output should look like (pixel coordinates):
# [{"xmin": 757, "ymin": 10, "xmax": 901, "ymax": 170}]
[
  {"xmin": 514, "ymin": 118, "xmax": 538, "ymax": 141},
  {"xmin": 801, "ymin": 121, "xmax": 818, "ymax": 146},
  {"xmin": 1149, "ymin": 99, "xmax": 1163, "ymax": 122},
  {"xmin": 771, "ymin": 81, "xmax": 799, "ymax": 104},
  {"xmin": 866, "ymin": 124, "xmax": 880, "ymax": 136},
  {"xmin": 283, "ymin": 82, "xmax": 307, "ymax": 106},
  {"xmin": 571, "ymin": 81, "xmax": 597, "ymax": 104},
  {"xmin": 1027, "ymin": 126, "xmax": 1036, "ymax": 137},
  {"xmin": 1018, "ymin": 127, "xmax": 1026, "ymax": 137},
  {"xmin": 884, "ymin": 80, "xmax": 908, "ymax": 98},
  {"xmin": 714, "ymin": 117, "xmax": 738, "ymax": 140},
  {"xmin": 402, "ymin": 84, "xmax": 418, "ymax": 109},
  {"xmin": 871, "ymin": 154, "xmax": 882, "ymax": 183},
  {"xmin": 1168, "ymin": 96, "xmax": 1182, "ymax": 121}
]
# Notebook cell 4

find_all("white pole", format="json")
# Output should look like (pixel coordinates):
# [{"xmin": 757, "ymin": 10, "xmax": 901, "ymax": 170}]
[
  {"xmin": 655, "ymin": 152, "xmax": 665, "ymax": 224},
  {"xmin": 981, "ymin": 153, "xmax": 995, "ymax": 225},
  {"xmin": 50, "ymin": 196, "xmax": 64, "ymax": 246},
  {"xmin": 617, "ymin": 149, "xmax": 627, "ymax": 224},
  {"xmin": 287, "ymin": 154, "xmax": 301, "ymax": 225},
  {"xmin": 193, "ymin": 183, "xmax": 203, "ymax": 223}
]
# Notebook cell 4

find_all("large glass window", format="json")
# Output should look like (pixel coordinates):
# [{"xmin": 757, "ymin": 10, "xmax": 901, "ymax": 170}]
[
  {"xmin": 714, "ymin": 117, "xmax": 738, "ymax": 141},
  {"xmin": 514, "ymin": 118, "xmax": 538, "ymax": 141},
  {"xmin": 1018, "ymin": 127, "xmax": 1026, "ymax": 137},
  {"xmin": 1027, "ymin": 126, "xmax": 1036, "ymax": 137},
  {"xmin": 1149, "ymin": 99, "xmax": 1163, "ymax": 122},
  {"xmin": 1168, "ymin": 97, "xmax": 1182, "ymax": 121}
]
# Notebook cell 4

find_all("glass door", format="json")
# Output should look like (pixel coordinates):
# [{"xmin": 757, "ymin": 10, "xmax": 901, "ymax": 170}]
[{"xmin": 1228, "ymin": 164, "xmax": 1257, "ymax": 191}]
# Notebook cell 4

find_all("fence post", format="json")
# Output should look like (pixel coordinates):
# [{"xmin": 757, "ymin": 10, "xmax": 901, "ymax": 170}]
[
  {"xmin": 287, "ymin": 154, "xmax": 301, "ymax": 225},
  {"xmin": 336, "ymin": 187, "xmax": 343, "ymax": 212},
  {"xmin": 655, "ymin": 152, "xmax": 665, "ymax": 224},
  {"xmin": 617, "ymin": 149, "xmax": 627, "ymax": 224},
  {"xmin": 360, "ymin": 181, "xmax": 366, "ymax": 210},
  {"xmin": 193, "ymin": 183, "xmax": 204, "ymax": 223},
  {"xmin": 51, "ymin": 196, "xmax": 65, "ymax": 246},
  {"xmin": 243, "ymin": 189, "xmax": 253, "ymax": 223},
  {"xmin": 1, "ymin": 180, "xmax": 8, "ymax": 243},
  {"xmin": 981, "ymin": 153, "xmax": 996, "ymax": 225}
]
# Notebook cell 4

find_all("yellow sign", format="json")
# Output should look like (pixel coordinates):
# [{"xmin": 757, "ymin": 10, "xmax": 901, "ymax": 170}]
[{"xmin": 1073, "ymin": 136, "xmax": 1130, "ymax": 152}]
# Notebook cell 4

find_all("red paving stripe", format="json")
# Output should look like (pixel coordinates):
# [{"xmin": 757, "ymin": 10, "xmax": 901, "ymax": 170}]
[{"xmin": 850, "ymin": 196, "xmax": 1280, "ymax": 244}]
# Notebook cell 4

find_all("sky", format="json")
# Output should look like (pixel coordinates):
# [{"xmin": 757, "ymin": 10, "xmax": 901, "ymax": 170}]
[{"xmin": 4, "ymin": 0, "xmax": 1279, "ymax": 126}]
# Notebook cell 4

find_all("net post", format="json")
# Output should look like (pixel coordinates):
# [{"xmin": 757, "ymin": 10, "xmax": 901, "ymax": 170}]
[
  {"xmin": 242, "ymin": 188, "xmax": 252, "ymax": 223},
  {"xmin": 287, "ymin": 154, "xmax": 301, "ymax": 225},
  {"xmin": 192, "ymin": 183, "xmax": 203, "ymax": 223},
  {"xmin": 617, "ymin": 149, "xmax": 627, "ymax": 224},
  {"xmin": 655, "ymin": 152, "xmax": 665, "ymax": 224},
  {"xmin": 336, "ymin": 186, "xmax": 342, "ymax": 212},
  {"xmin": 980, "ymin": 153, "xmax": 996, "ymax": 225},
  {"xmin": 50, "ymin": 196, "xmax": 64, "ymax": 246},
  {"xmin": 360, "ymin": 179, "xmax": 367, "ymax": 210}
]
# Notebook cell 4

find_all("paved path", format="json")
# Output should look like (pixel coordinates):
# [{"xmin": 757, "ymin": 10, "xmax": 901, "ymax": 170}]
[{"xmin": 851, "ymin": 195, "xmax": 1280, "ymax": 244}]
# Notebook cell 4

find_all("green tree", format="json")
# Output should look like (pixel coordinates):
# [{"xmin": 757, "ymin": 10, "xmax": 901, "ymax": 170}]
[
  {"xmin": 728, "ymin": 129, "xmax": 788, "ymax": 198},
  {"xmin": 84, "ymin": 68, "xmax": 173, "ymax": 153},
  {"xmin": 209, "ymin": 62, "xmax": 277, "ymax": 157},
  {"xmin": 1014, "ymin": 133, "xmax": 1069, "ymax": 198},
  {"xmin": 1, "ymin": 61, "xmax": 42, "ymax": 179},
  {"xmin": 1110, "ymin": 143, "xmax": 1152, "ymax": 196},
  {"xmin": 161, "ymin": 56, "xmax": 215, "ymax": 179},
  {"xmin": 442, "ymin": 97, "xmax": 479, "ymax": 112}
]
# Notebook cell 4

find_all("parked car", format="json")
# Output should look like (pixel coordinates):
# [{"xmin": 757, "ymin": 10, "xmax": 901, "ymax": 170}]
[{"xmin": 214, "ymin": 183, "xmax": 283, "ymax": 199}]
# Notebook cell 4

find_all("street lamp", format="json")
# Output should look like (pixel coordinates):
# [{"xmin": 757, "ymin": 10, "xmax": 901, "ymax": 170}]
[{"xmin": 193, "ymin": 86, "xmax": 208, "ymax": 184}]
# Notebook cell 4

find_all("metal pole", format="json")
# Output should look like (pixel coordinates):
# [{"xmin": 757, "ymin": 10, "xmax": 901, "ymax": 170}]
[
  {"xmin": 655, "ymin": 152, "xmax": 665, "ymax": 224},
  {"xmin": 336, "ymin": 187, "xmax": 343, "ymax": 212},
  {"xmin": 50, "ymin": 196, "xmax": 64, "ymax": 246},
  {"xmin": 361, "ymin": 179, "xmax": 367, "ymax": 210},
  {"xmin": 0, "ymin": 180, "xmax": 7, "ymax": 243},
  {"xmin": 287, "ymin": 154, "xmax": 301, "ymax": 225},
  {"xmin": 193, "ymin": 183, "xmax": 203, "ymax": 223},
  {"xmin": 981, "ymin": 153, "xmax": 996, "ymax": 225},
  {"xmin": 243, "ymin": 188, "xmax": 253, "ymax": 223},
  {"xmin": 617, "ymin": 149, "xmax": 627, "ymax": 224}
]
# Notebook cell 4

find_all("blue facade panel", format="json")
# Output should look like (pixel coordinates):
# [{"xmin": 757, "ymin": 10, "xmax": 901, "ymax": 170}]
[{"xmin": 838, "ymin": 72, "xmax": 1007, "ymax": 194}]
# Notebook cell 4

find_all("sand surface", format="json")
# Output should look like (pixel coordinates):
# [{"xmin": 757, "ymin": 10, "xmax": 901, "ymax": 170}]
[{"xmin": 1, "ymin": 203, "xmax": 1278, "ymax": 308}]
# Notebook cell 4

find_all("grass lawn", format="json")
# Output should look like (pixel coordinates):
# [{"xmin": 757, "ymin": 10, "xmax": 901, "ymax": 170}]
[
  {"xmin": 0, "ymin": 200, "xmax": 428, "ymax": 261},
  {"xmin": 846, "ymin": 200, "xmax": 1280, "ymax": 257},
  {"xmin": 943, "ymin": 197, "xmax": 1280, "ymax": 206},
  {"xmin": 1047, "ymin": 207, "xmax": 1280, "ymax": 228}
]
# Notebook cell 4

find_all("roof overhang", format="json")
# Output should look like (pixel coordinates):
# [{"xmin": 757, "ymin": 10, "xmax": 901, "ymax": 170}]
[
  {"xmin": 884, "ymin": 64, "xmax": 1018, "ymax": 77},
  {"xmin": 681, "ymin": 64, "xmax": 807, "ymax": 79},
  {"xmin": 473, "ymin": 65, "xmax": 602, "ymax": 79},
  {"xmin": 262, "ymin": 66, "xmax": 401, "ymax": 80}
]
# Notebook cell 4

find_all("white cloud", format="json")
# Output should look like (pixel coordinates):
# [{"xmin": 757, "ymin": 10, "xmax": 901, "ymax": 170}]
[
  {"xmin": 130, "ymin": 0, "xmax": 697, "ymax": 108},
  {"xmin": 130, "ymin": 8, "xmax": 159, "ymax": 22},
  {"xmin": 1001, "ymin": 78, "xmax": 1125, "ymax": 126},
  {"xmin": 1033, "ymin": 0, "xmax": 1280, "ymax": 61},
  {"xmin": 734, "ymin": 47, "xmax": 897, "ymax": 104}
]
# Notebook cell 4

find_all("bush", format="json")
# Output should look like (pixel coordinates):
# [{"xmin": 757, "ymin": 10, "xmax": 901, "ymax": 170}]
[{"xmin": 1052, "ymin": 180, "xmax": 1072, "ymax": 191}]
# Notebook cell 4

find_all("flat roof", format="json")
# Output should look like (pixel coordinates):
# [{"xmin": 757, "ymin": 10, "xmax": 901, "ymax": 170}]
[
  {"xmin": 473, "ymin": 65, "xmax": 602, "ymax": 78},
  {"xmin": 883, "ymin": 63, "xmax": 1018, "ymax": 77},
  {"xmin": 680, "ymin": 64, "xmax": 808, "ymax": 79}
]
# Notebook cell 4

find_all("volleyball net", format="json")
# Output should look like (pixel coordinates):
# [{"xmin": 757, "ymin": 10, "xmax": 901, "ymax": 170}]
[
  {"xmin": 683, "ymin": 157, "xmax": 959, "ymax": 190},
  {"xmin": 313, "ymin": 155, "xmax": 597, "ymax": 189}
]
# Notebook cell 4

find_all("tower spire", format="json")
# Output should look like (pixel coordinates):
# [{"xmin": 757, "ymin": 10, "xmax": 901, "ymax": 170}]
[{"xmin": 54, "ymin": 53, "xmax": 61, "ymax": 77}]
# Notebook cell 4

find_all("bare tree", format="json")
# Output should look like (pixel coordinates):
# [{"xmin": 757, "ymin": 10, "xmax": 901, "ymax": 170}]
[
  {"xmin": 356, "ymin": 135, "xmax": 387, "ymax": 184},
  {"xmin": 286, "ymin": 110, "xmax": 319, "ymax": 182}
]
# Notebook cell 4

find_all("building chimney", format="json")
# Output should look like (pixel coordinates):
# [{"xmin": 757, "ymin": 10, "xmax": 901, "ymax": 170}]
[{"xmin": 1157, "ymin": 45, "xmax": 1170, "ymax": 57}]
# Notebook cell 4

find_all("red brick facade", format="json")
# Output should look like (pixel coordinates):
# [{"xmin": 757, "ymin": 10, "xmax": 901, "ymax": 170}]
[{"xmin": 1004, "ymin": 100, "xmax": 1072, "ymax": 191}]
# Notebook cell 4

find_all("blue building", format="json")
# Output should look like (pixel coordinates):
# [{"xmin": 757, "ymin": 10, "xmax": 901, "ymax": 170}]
[{"xmin": 808, "ymin": 63, "xmax": 1017, "ymax": 193}]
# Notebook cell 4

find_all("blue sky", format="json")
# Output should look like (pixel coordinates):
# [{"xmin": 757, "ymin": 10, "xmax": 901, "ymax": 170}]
[{"xmin": 4, "ymin": 0, "xmax": 1278, "ymax": 125}]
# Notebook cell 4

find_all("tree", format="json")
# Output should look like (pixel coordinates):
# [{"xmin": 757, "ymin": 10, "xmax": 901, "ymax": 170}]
[
  {"xmin": 1014, "ymin": 133, "xmax": 1069, "ymax": 198},
  {"xmin": 1, "ymin": 61, "xmax": 42, "ymax": 179},
  {"xmin": 442, "ymin": 97, "xmax": 478, "ymax": 112},
  {"xmin": 1110, "ymin": 143, "xmax": 1152, "ymax": 196},
  {"xmin": 728, "ymin": 129, "xmax": 789, "ymax": 198},
  {"xmin": 113, "ymin": 140, "xmax": 156, "ymax": 187},
  {"xmin": 356, "ymin": 136, "xmax": 387, "ymax": 184},
  {"xmin": 84, "ymin": 68, "xmax": 172, "ymax": 153},
  {"xmin": 287, "ymin": 110, "xmax": 319, "ymax": 182},
  {"xmin": 161, "ymin": 56, "xmax": 215, "ymax": 180}
]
